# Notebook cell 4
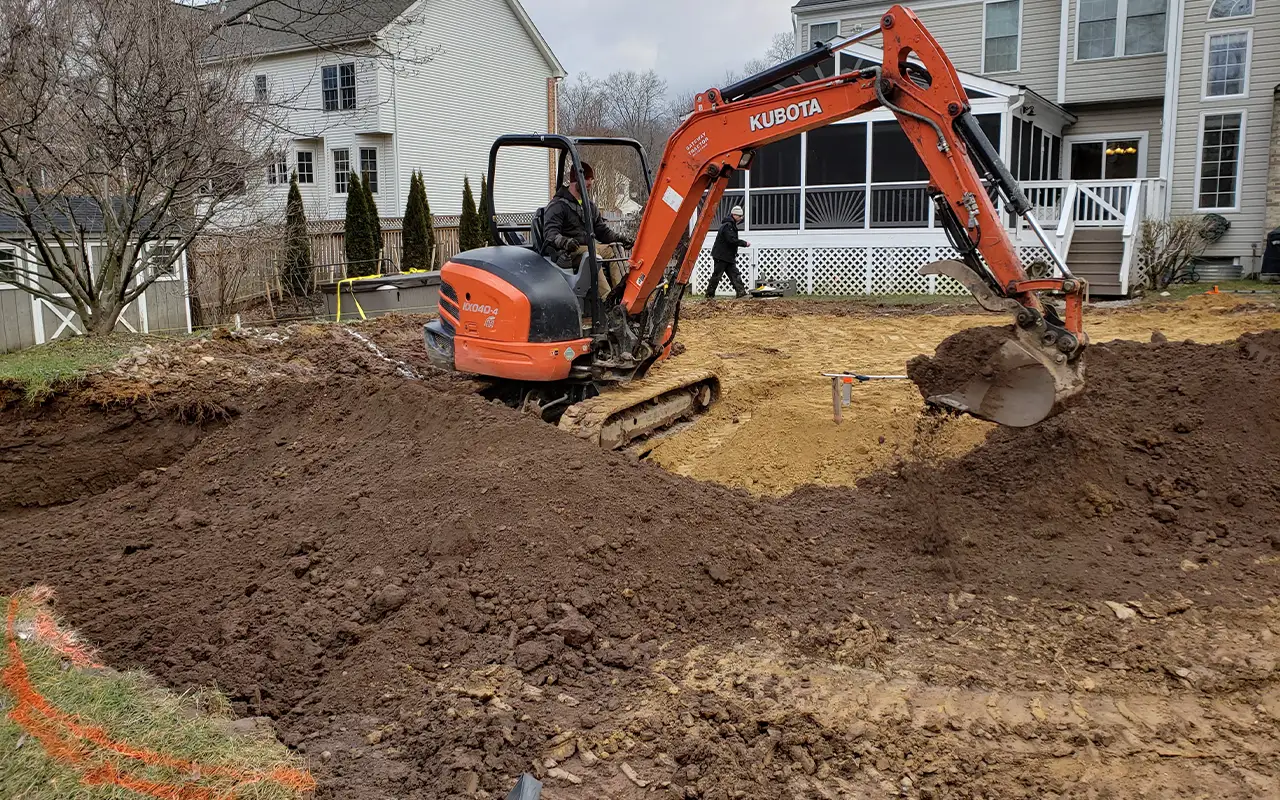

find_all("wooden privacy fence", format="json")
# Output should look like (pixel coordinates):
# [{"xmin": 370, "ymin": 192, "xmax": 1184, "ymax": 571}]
[
  {"xmin": 190, "ymin": 217, "xmax": 461, "ymax": 324},
  {"xmin": 305, "ymin": 216, "xmax": 463, "ymax": 271}
]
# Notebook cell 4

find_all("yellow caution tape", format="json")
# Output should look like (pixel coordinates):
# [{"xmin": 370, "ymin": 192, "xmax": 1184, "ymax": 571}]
[{"xmin": 334, "ymin": 272, "xmax": 386, "ymax": 322}]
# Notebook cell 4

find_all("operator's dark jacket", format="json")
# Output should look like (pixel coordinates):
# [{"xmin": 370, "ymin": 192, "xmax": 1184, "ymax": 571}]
[
  {"xmin": 711, "ymin": 217, "xmax": 748, "ymax": 262},
  {"xmin": 540, "ymin": 186, "xmax": 625, "ymax": 268}
]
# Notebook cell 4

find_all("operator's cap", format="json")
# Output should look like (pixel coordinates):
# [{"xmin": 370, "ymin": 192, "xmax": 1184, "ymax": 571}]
[
  {"xmin": 730, "ymin": 205, "xmax": 744, "ymax": 216},
  {"xmin": 566, "ymin": 161, "xmax": 595, "ymax": 184}
]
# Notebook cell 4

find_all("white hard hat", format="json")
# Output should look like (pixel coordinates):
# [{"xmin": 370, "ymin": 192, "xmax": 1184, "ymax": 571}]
[{"xmin": 730, "ymin": 205, "xmax": 744, "ymax": 216}]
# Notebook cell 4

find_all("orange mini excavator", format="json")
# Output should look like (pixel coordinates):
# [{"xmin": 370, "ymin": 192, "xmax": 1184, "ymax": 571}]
[{"xmin": 425, "ymin": 5, "xmax": 1088, "ymax": 447}]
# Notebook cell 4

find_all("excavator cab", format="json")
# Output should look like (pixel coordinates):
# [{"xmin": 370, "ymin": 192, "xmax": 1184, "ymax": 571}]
[{"xmin": 481, "ymin": 134, "xmax": 653, "ymax": 322}]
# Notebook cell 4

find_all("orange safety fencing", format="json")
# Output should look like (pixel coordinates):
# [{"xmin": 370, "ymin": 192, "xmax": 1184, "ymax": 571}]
[{"xmin": 3, "ymin": 589, "xmax": 316, "ymax": 799}]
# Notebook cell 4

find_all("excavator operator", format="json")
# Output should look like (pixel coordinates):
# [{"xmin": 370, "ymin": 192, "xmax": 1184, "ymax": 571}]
[{"xmin": 541, "ymin": 161, "xmax": 635, "ymax": 298}]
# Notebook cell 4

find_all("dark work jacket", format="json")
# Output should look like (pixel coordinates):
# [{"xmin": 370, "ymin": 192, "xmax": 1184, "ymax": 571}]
[
  {"xmin": 540, "ymin": 187, "xmax": 623, "ymax": 268},
  {"xmin": 711, "ymin": 218, "xmax": 747, "ymax": 262}
]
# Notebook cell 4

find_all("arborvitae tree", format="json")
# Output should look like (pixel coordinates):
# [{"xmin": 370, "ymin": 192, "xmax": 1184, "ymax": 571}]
[
  {"xmin": 282, "ymin": 172, "xmax": 312, "ymax": 295},
  {"xmin": 363, "ymin": 171, "xmax": 382, "ymax": 269},
  {"xmin": 344, "ymin": 172, "xmax": 376, "ymax": 276},
  {"xmin": 459, "ymin": 177, "xmax": 485, "ymax": 252},
  {"xmin": 402, "ymin": 170, "xmax": 436, "ymax": 270}
]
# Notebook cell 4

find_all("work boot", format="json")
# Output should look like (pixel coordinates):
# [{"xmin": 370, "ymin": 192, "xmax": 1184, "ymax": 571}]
[{"xmin": 734, "ymin": 291, "xmax": 751, "ymax": 300}]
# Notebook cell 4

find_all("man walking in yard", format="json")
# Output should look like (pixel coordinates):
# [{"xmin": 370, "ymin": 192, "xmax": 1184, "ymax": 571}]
[{"xmin": 707, "ymin": 205, "xmax": 750, "ymax": 299}]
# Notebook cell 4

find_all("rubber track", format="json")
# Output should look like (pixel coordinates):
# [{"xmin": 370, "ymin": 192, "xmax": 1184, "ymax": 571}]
[{"xmin": 558, "ymin": 368, "xmax": 720, "ymax": 447}]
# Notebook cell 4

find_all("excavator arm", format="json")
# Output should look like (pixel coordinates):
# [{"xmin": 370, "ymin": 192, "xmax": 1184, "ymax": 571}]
[{"xmin": 610, "ymin": 5, "xmax": 1086, "ymax": 427}]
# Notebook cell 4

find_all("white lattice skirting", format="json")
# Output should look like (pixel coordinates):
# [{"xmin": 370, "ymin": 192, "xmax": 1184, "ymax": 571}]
[{"xmin": 693, "ymin": 244, "xmax": 1054, "ymax": 297}]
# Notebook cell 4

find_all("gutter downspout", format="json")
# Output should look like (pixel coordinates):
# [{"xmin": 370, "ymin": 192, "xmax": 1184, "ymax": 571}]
[
  {"xmin": 1158, "ymin": 0, "xmax": 1185, "ymax": 219},
  {"xmin": 1057, "ymin": 0, "xmax": 1069, "ymax": 104},
  {"xmin": 392, "ymin": 62, "xmax": 403, "ymax": 231}
]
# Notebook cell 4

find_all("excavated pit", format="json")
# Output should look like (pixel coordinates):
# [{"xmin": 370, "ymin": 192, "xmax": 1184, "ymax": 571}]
[{"xmin": 3, "ymin": 301, "xmax": 1280, "ymax": 798}]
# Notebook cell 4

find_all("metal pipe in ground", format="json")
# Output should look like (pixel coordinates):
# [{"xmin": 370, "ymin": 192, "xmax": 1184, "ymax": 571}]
[{"xmin": 821, "ymin": 372, "xmax": 910, "ymax": 424}]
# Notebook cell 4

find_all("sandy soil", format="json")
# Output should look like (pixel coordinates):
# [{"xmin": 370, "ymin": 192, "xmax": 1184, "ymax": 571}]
[{"xmin": 650, "ymin": 296, "xmax": 1280, "ymax": 495}]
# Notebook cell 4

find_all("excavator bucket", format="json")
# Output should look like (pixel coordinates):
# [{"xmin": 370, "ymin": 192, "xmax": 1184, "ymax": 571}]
[
  {"xmin": 918, "ymin": 260, "xmax": 1086, "ymax": 427},
  {"xmin": 925, "ymin": 332, "xmax": 1085, "ymax": 427}
]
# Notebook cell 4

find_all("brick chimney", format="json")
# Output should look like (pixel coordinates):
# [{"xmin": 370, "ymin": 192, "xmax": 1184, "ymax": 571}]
[{"xmin": 1269, "ymin": 85, "xmax": 1280, "ymax": 231}]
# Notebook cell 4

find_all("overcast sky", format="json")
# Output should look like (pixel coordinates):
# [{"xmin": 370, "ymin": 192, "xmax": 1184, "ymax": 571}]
[{"xmin": 521, "ymin": 0, "xmax": 796, "ymax": 96}]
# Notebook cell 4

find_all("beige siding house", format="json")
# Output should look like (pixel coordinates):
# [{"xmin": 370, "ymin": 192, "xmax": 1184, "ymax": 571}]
[{"xmin": 778, "ymin": 0, "xmax": 1280, "ymax": 292}]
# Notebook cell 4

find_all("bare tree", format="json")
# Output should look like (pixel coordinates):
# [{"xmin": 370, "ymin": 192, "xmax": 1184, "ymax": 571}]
[
  {"xmin": 0, "ymin": 0, "xmax": 436, "ymax": 336},
  {"xmin": 723, "ymin": 32, "xmax": 796, "ymax": 86},
  {"xmin": 1139, "ymin": 217, "xmax": 1212, "ymax": 290}
]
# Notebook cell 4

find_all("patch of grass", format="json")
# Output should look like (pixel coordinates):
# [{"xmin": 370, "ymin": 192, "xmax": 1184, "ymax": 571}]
[
  {"xmin": 0, "ymin": 337, "xmax": 134, "ymax": 400},
  {"xmin": 1147, "ymin": 278, "xmax": 1276, "ymax": 302},
  {"xmin": 0, "ymin": 595, "xmax": 311, "ymax": 799},
  {"xmin": 686, "ymin": 293, "xmax": 976, "ymax": 306}
]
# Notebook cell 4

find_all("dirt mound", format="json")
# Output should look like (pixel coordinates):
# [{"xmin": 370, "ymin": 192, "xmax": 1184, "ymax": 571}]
[
  {"xmin": 855, "ymin": 329, "xmax": 1280, "ymax": 593},
  {"xmin": 3, "ymin": 327, "xmax": 1280, "ymax": 797}
]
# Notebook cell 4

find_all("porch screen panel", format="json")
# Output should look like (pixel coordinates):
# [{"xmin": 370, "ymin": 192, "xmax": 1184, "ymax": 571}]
[
  {"xmin": 805, "ymin": 123, "xmax": 867, "ymax": 185},
  {"xmin": 870, "ymin": 122, "xmax": 928, "ymax": 182},
  {"xmin": 750, "ymin": 136, "xmax": 801, "ymax": 186},
  {"xmin": 870, "ymin": 121, "xmax": 929, "ymax": 227},
  {"xmin": 749, "ymin": 136, "xmax": 801, "ymax": 229},
  {"xmin": 975, "ymin": 114, "xmax": 1003, "ymax": 157},
  {"xmin": 806, "ymin": 123, "xmax": 868, "ymax": 230}
]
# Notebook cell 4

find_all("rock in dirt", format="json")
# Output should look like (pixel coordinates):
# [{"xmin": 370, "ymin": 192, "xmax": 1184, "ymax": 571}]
[
  {"xmin": 514, "ymin": 639, "xmax": 554, "ymax": 672},
  {"xmin": 372, "ymin": 584, "xmax": 408, "ymax": 614},
  {"xmin": 620, "ymin": 762, "xmax": 648, "ymax": 788},
  {"xmin": 1105, "ymin": 601, "xmax": 1137, "ymax": 621},
  {"xmin": 1151, "ymin": 504, "xmax": 1179, "ymax": 523},
  {"xmin": 545, "ymin": 736, "xmax": 576, "ymax": 762},
  {"xmin": 547, "ymin": 767, "xmax": 582, "ymax": 785},
  {"xmin": 545, "ymin": 608, "xmax": 595, "ymax": 646},
  {"xmin": 224, "ymin": 716, "xmax": 274, "ymax": 737}
]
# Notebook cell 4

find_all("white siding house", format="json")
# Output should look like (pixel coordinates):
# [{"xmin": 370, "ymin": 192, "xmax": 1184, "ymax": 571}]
[{"xmin": 221, "ymin": 0, "xmax": 564, "ymax": 234}]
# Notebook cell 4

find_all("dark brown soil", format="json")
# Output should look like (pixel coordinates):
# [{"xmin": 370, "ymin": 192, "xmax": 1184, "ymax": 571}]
[
  {"xmin": 0, "ymin": 400, "xmax": 225, "ymax": 510},
  {"xmin": 3, "ymin": 326, "xmax": 1280, "ymax": 797},
  {"xmin": 905, "ymin": 324, "xmax": 1012, "ymax": 398}
]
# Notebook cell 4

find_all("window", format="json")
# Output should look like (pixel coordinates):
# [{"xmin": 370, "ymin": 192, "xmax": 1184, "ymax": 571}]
[
  {"xmin": 359, "ymin": 148, "xmax": 378, "ymax": 193},
  {"xmin": 1209, "ymin": 0, "xmax": 1253, "ymax": 19},
  {"xmin": 1204, "ymin": 31, "xmax": 1250, "ymax": 98},
  {"xmin": 333, "ymin": 149, "xmax": 350, "ymax": 193},
  {"xmin": 1077, "ymin": 0, "xmax": 1166, "ymax": 59},
  {"xmin": 266, "ymin": 152, "xmax": 288, "ymax": 185},
  {"xmin": 1078, "ymin": 0, "xmax": 1118, "ymax": 59},
  {"xmin": 808, "ymin": 21, "xmax": 838, "ymax": 48},
  {"xmin": 0, "ymin": 249, "xmax": 17, "ymax": 285},
  {"xmin": 254, "ymin": 75, "xmax": 268, "ymax": 103},
  {"xmin": 1124, "ymin": 0, "xmax": 1166, "ymax": 55},
  {"xmin": 296, "ymin": 151, "xmax": 314, "ymax": 184},
  {"xmin": 322, "ymin": 63, "xmax": 356, "ymax": 111},
  {"xmin": 1068, "ymin": 137, "xmax": 1140, "ymax": 180},
  {"xmin": 984, "ymin": 0, "xmax": 1021, "ymax": 73},
  {"xmin": 146, "ymin": 244, "xmax": 179, "ymax": 280},
  {"xmin": 1197, "ymin": 112, "xmax": 1244, "ymax": 210}
]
